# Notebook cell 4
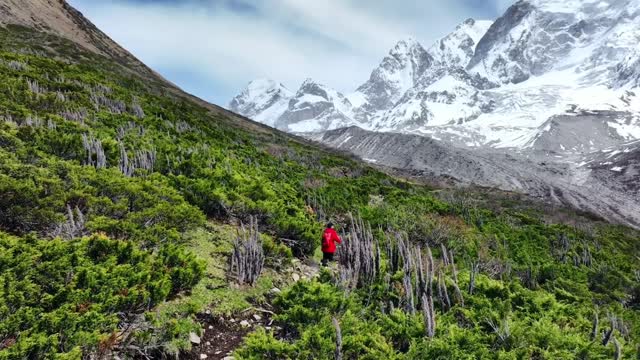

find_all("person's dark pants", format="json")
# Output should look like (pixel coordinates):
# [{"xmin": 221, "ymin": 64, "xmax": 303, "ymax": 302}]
[{"xmin": 322, "ymin": 252, "xmax": 334, "ymax": 266}]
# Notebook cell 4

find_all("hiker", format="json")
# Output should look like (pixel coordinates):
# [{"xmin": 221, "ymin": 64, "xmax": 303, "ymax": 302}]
[{"xmin": 321, "ymin": 222, "xmax": 342, "ymax": 266}]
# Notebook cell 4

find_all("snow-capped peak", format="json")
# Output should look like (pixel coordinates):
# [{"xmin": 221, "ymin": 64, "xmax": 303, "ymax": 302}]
[
  {"xmin": 228, "ymin": 78, "xmax": 293, "ymax": 127},
  {"xmin": 389, "ymin": 36, "xmax": 422, "ymax": 58},
  {"xmin": 353, "ymin": 37, "xmax": 434, "ymax": 115},
  {"xmin": 459, "ymin": 18, "xmax": 494, "ymax": 44},
  {"xmin": 297, "ymin": 78, "xmax": 330, "ymax": 95},
  {"xmin": 243, "ymin": 79, "xmax": 289, "ymax": 99},
  {"xmin": 428, "ymin": 18, "xmax": 493, "ymax": 68},
  {"xmin": 528, "ymin": 0, "xmax": 608, "ymax": 13},
  {"xmin": 272, "ymin": 79, "xmax": 358, "ymax": 133}
]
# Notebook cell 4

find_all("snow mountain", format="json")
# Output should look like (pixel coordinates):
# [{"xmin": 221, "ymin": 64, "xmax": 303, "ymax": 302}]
[
  {"xmin": 228, "ymin": 79, "xmax": 293, "ymax": 127},
  {"xmin": 229, "ymin": 18, "xmax": 491, "ymax": 134},
  {"xmin": 229, "ymin": 0, "xmax": 640, "ymax": 228},
  {"xmin": 429, "ymin": 18, "xmax": 493, "ymax": 69},
  {"xmin": 350, "ymin": 37, "xmax": 434, "ymax": 122},
  {"xmin": 230, "ymin": 0, "xmax": 640, "ymax": 151},
  {"xmin": 275, "ymin": 79, "xmax": 361, "ymax": 132}
]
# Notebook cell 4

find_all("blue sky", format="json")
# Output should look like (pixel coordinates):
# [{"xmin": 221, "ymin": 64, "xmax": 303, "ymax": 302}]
[{"xmin": 68, "ymin": 0, "xmax": 510, "ymax": 106}]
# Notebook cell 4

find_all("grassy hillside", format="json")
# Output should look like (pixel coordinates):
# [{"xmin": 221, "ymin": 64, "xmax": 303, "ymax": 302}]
[{"xmin": 0, "ymin": 25, "xmax": 638, "ymax": 359}]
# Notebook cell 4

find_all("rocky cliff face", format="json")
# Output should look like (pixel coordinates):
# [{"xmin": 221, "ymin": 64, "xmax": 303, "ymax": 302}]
[
  {"xmin": 352, "ymin": 38, "xmax": 435, "ymax": 120},
  {"xmin": 429, "ymin": 18, "xmax": 493, "ymax": 69}
]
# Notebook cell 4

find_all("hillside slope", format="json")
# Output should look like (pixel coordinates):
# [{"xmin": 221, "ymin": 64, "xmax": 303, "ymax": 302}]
[{"xmin": 0, "ymin": 1, "xmax": 639, "ymax": 359}]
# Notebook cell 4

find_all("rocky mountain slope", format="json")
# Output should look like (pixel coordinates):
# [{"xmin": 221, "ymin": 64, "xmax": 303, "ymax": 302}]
[
  {"xmin": 0, "ymin": 0, "xmax": 162, "ymax": 78},
  {"xmin": 314, "ymin": 126, "xmax": 640, "ymax": 228}
]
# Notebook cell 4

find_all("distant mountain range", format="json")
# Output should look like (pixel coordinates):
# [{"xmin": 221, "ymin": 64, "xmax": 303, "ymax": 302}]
[
  {"xmin": 231, "ymin": 0, "xmax": 640, "ymax": 151},
  {"xmin": 230, "ymin": 0, "xmax": 640, "ymax": 227}
]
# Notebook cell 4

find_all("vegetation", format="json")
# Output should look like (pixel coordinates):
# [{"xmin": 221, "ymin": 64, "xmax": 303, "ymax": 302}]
[{"xmin": 0, "ymin": 25, "xmax": 638, "ymax": 359}]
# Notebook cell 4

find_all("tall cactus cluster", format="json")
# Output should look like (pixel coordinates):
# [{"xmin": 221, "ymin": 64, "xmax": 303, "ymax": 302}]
[
  {"xmin": 90, "ymin": 87, "xmax": 146, "ymax": 119},
  {"xmin": 26, "ymin": 78, "xmax": 47, "ymax": 94}
]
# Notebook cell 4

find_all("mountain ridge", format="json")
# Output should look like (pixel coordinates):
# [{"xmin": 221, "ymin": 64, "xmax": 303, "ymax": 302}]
[{"xmin": 231, "ymin": 0, "xmax": 640, "ymax": 152}]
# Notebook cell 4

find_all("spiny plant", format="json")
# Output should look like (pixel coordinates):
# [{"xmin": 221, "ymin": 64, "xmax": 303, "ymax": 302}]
[{"xmin": 230, "ymin": 217, "xmax": 265, "ymax": 286}]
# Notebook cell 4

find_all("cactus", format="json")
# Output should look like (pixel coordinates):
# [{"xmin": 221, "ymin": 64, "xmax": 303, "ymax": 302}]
[
  {"xmin": 6, "ymin": 60, "xmax": 27, "ymax": 71},
  {"xmin": 336, "ymin": 213, "xmax": 380, "ymax": 289},
  {"xmin": 613, "ymin": 336, "xmax": 621, "ymax": 360},
  {"xmin": 129, "ymin": 99, "xmax": 145, "ymax": 118},
  {"xmin": 90, "ymin": 89, "xmax": 126, "ymax": 114},
  {"xmin": 591, "ymin": 310, "xmax": 599, "ymax": 341},
  {"xmin": 24, "ymin": 115, "xmax": 42, "ymax": 127},
  {"xmin": 424, "ymin": 245, "xmax": 436, "ymax": 338},
  {"xmin": 117, "ymin": 142, "xmax": 156, "ymax": 177},
  {"xmin": 449, "ymin": 249, "xmax": 464, "ymax": 306},
  {"xmin": 437, "ymin": 269, "xmax": 451, "ymax": 312},
  {"xmin": 60, "ymin": 108, "xmax": 88, "ymax": 123}
]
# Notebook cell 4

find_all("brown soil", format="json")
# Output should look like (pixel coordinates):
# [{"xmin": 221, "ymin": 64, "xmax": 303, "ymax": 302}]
[{"xmin": 185, "ymin": 311, "xmax": 282, "ymax": 360}]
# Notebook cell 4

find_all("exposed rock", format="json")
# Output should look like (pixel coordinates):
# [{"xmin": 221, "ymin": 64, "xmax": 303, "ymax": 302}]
[{"xmin": 189, "ymin": 332, "xmax": 201, "ymax": 345}]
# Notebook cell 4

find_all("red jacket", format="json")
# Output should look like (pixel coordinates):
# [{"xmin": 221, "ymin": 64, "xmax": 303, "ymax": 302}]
[{"xmin": 321, "ymin": 228, "xmax": 342, "ymax": 253}]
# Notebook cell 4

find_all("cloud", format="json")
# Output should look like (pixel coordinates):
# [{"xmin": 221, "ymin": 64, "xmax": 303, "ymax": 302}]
[{"xmin": 68, "ymin": 0, "xmax": 504, "ymax": 105}]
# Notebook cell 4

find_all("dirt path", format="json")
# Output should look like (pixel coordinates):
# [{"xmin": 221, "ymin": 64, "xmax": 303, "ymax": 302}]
[
  {"xmin": 187, "ymin": 312, "xmax": 279, "ymax": 360},
  {"xmin": 187, "ymin": 259, "xmax": 321, "ymax": 359}
]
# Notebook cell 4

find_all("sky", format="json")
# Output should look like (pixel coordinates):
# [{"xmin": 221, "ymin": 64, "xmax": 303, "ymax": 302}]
[{"xmin": 68, "ymin": 0, "xmax": 511, "ymax": 106}]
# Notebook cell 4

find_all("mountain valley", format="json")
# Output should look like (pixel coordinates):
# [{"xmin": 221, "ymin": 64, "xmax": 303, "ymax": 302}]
[{"xmin": 0, "ymin": 0, "xmax": 639, "ymax": 359}]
